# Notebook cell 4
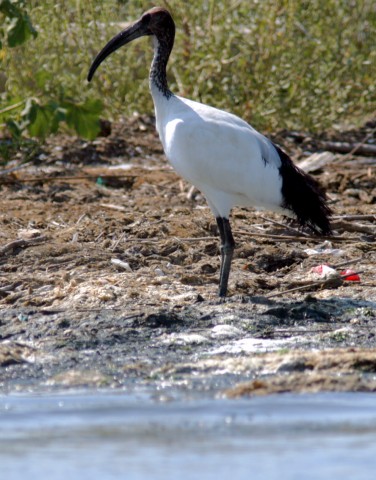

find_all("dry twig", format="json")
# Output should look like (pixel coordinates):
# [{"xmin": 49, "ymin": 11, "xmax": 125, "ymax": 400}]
[
  {"xmin": 332, "ymin": 124, "xmax": 376, "ymax": 160},
  {"xmin": 332, "ymin": 214, "xmax": 375, "ymax": 222},
  {"xmin": 331, "ymin": 220, "xmax": 375, "ymax": 235},
  {"xmin": 259, "ymin": 216, "xmax": 309, "ymax": 237},
  {"xmin": 266, "ymin": 270, "xmax": 363, "ymax": 299},
  {"xmin": 0, "ymin": 236, "xmax": 47, "ymax": 256},
  {"xmin": 235, "ymin": 229, "xmax": 353, "ymax": 243}
]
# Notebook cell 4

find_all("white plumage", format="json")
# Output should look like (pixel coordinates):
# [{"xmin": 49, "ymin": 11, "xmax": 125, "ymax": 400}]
[
  {"xmin": 154, "ymin": 92, "xmax": 285, "ymax": 219},
  {"xmin": 88, "ymin": 7, "xmax": 331, "ymax": 297}
]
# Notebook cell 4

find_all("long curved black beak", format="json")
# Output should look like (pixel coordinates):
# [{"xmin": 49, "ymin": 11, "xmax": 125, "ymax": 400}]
[{"xmin": 87, "ymin": 19, "xmax": 150, "ymax": 82}]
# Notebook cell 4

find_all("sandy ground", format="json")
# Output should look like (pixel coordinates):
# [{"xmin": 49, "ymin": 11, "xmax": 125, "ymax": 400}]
[{"xmin": 0, "ymin": 115, "xmax": 375, "ymax": 397}]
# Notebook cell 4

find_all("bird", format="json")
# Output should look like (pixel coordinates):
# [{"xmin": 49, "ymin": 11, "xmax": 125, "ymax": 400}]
[{"xmin": 88, "ymin": 7, "xmax": 332, "ymax": 297}]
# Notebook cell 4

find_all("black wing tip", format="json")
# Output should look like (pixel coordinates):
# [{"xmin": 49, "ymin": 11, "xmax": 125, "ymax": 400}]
[
  {"xmin": 296, "ymin": 200, "xmax": 332, "ymax": 237},
  {"xmin": 307, "ymin": 210, "xmax": 333, "ymax": 237},
  {"xmin": 275, "ymin": 144, "xmax": 333, "ymax": 237},
  {"xmin": 304, "ymin": 190, "xmax": 333, "ymax": 236}
]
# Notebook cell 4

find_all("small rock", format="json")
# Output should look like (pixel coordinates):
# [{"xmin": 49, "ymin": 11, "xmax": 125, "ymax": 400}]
[{"xmin": 277, "ymin": 358, "xmax": 314, "ymax": 372}]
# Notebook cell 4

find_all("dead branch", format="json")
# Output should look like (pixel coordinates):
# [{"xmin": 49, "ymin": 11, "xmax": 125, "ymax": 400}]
[
  {"xmin": 100, "ymin": 203, "xmax": 127, "ymax": 212},
  {"xmin": 332, "ymin": 215, "xmax": 375, "ymax": 222},
  {"xmin": 331, "ymin": 220, "xmax": 375, "ymax": 235},
  {"xmin": 331, "ymin": 257, "xmax": 363, "ymax": 269},
  {"xmin": 319, "ymin": 141, "xmax": 376, "ymax": 157},
  {"xmin": 1, "ymin": 174, "xmax": 137, "ymax": 184},
  {"xmin": 0, "ymin": 236, "xmax": 47, "ymax": 256},
  {"xmin": 259, "ymin": 216, "xmax": 310, "ymax": 237},
  {"xmin": 266, "ymin": 270, "xmax": 363, "ymax": 299},
  {"xmin": 235, "ymin": 230, "xmax": 353, "ymax": 243},
  {"xmin": 335, "ymin": 124, "xmax": 376, "ymax": 161},
  {"xmin": 0, "ymin": 163, "xmax": 32, "ymax": 177}
]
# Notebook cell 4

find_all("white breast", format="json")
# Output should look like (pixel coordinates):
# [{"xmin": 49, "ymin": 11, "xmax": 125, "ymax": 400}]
[{"xmin": 152, "ymin": 91, "xmax": 286, "ymax": 218}]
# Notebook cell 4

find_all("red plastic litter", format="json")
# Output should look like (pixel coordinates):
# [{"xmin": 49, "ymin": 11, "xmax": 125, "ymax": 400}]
[{"xmin": 340, "ymin": 269, "xmax": 360, "ymax": 282}]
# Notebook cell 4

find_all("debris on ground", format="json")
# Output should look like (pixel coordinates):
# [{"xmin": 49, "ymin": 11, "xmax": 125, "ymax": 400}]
[{"xmin": 0, "ymin": 116, "xmax": 375, "ymax": 396}]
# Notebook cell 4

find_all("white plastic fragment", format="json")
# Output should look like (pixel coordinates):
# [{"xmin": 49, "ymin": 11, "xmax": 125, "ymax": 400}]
[
  {"xmin": 310, "ymin": 264, "xmax": 340, "ymax": 280},
  {"xmin": 17, "ymin": 229, "xmax": 42, "ymax": 240},
  {"xmin": 111, "ymin": 258, "xmax": 133, "ymax": 272},
  {"xmin": 304, "ymin": 241, "xmax": 344, "ymax": 256},
  {"xmin": 154, "ymin": 268, "xmax": 167, "ymax": 276}
]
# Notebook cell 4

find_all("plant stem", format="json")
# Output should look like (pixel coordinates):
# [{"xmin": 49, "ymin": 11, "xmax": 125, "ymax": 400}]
[{"xmin": 0, "ymin": 100, "xmax": 25, "ymax": 116}]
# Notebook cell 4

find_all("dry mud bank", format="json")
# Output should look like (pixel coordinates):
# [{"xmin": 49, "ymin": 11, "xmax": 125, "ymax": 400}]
[{"xmin": 0, "ymin": 117, "xmax": 375, "ymax": 396}]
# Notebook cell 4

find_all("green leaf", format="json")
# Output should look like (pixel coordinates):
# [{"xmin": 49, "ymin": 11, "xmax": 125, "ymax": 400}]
[
  {"xmin": 34, "ymin": 70, "xmax": 53, "ymax": 90},
  {"xmin": 21, "ymin": 97, "xmax": 37, "ymax": 123},
  {"xmin": 50, "ymin": 105, "xmax": 66, "ymax": 134},
  {"xmin": 1, "ymin": 0, "xmax": 37, "ymax": 47},
  {"xmin": 6, "ymin": 13, "xmax": 37, "ymax": 47},
  {"xmin": 27, "ymin": 104, "xmax": 53, "ymax": 138},
  {"xmin": 64, "ymin": 99, "xmax": 103, "ymax": 140},
  {"xmin": 6, "ymin": 96, "xmax": 102, "ymax": 140},
  {"xmin": 0, "ymin": 0, "xmax": 19, "ymax": 18},
  {"xmin": 20, "ymin": 99, "xmax": 58, "ymax": 139}
]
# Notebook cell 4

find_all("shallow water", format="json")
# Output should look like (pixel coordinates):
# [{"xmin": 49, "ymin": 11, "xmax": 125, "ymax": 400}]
[{"xmin": 1, "ymin": 392, "xmax": 376, "ymax": 480}]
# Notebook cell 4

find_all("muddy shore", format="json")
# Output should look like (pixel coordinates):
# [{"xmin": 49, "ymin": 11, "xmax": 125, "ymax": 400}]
[{"xmin": 0, "ymin": 116, "xmax": 375, "ymax": 397}]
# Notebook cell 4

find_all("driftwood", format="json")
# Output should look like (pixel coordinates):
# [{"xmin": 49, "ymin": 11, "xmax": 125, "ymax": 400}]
[
  {"xmin": 331, "ymin": 220, "xmax": 375, "ymax": 235},
  {"xmin": 333, "ymin": 214, "xmax": 376, "ymax": 222},
  {"xmin": 318, "ymin": 141, "xmax": 376, "ymax": 157},
  {"xmin": 0, "ymin": 236, "xmax": 47, "ymax": 256}
]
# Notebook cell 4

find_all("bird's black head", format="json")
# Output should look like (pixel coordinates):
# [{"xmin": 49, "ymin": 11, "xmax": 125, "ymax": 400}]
[
  {"xmin": 141, "ymin": 7, "xmax": 175, "ymax": 39},
  {"xmin": 87, "ymin": 7, "xmax": 175, "ymax": 82}
]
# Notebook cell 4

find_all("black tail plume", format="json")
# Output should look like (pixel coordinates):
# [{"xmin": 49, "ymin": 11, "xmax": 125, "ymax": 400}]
[{"xmin": 275, "ymin": 145, "xmax": 332, "ymax": 236}]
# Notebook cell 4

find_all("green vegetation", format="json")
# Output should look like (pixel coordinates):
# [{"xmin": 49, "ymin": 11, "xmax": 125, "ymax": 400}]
[
  {"xmin": 0, "ymin": 0, "xmax": 105, "ymax": 151},
  {"xmin": 1, "ymin": 0, "xmax": 375, "ymax": 151}
]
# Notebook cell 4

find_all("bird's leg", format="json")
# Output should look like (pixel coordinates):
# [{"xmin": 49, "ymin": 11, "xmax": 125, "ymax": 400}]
[
  {"xmin": 216, "ymin": 217, "xmax": 235, "ymax": 297},
  {"xmin": 216, "ymin": 217, "xmax": 226, "ymax": 280}
]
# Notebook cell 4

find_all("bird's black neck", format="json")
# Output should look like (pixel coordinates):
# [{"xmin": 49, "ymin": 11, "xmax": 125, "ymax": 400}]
[{"xmin": 150, "ymin": 33, "xmax": 174, "ymax": 99}]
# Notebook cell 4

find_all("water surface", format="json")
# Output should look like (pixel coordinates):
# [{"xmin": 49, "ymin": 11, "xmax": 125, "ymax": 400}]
[{"xmin": 1, "ymin": 392, "xmax": 376, "ymax": 480}]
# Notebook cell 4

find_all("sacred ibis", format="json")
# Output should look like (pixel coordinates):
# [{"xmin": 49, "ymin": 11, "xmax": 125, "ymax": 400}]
[{"xmin": 88, "ymin": 7, "xmax": 332, "ymax": 297}]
